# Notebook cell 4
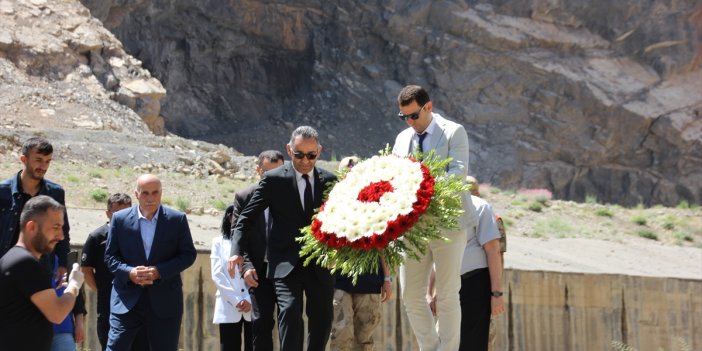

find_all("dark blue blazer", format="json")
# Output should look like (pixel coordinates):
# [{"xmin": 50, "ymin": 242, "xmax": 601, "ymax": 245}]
[{"xmin": 105, "ymin": 205, "xmax": 196, "ymax": 318}]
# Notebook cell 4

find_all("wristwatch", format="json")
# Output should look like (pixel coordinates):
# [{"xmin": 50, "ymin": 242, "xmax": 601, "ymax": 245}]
[
  {"xmin": 384, "ymin": 276, "xmax": 393, "ymax": 283},
  {"xmin": 491, "ymin": 291, "xmax": 503, "ymax": 297}
]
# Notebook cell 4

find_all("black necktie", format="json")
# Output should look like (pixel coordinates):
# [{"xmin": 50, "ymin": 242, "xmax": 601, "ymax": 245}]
[
  {"xmin": 302, "ymin": 174, "xmax": 313, "ymax": 218},
  {"xmin": 417, "ymin": 132, "xmax": 428, "ymax": 158}
]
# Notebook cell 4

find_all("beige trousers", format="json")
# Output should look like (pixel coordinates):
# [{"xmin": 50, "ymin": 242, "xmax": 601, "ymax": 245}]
[{"xmin": 400, "ymin": 228, "xmax": 466, "ymax": 351}]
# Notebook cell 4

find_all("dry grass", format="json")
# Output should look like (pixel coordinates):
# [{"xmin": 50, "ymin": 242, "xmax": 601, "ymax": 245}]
[{"xmin": 2, "ymin": 155, "xmax": 700, "ymax": 248}]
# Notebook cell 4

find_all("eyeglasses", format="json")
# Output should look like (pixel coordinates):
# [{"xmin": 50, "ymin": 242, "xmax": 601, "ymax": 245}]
[
  {"xmin": 397, "ymin": 104, "xmax": 426, "ymax": 121},
  {"xmin": 292, "ymin": 151, "xmax": 318, "ymax": 160}
]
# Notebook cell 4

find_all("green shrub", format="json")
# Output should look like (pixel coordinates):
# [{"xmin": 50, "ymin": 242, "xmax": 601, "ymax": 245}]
[
  {"xmin": 662, "ymin": 215, "xmax": 676, "ymax": 230},
  {"xmin": 175, "ymin": 197, "xmax": 190, "ymax": 212},
  {"xmin": 89, "ymin": 189, "xmax": 108, "ymax": 203},
  {"xmin": 674, "ymin": 232, "xmax": 693, "ymax": 242},
  {"xmin": 161, "ymin": 196, "xmax": 173, "ymax": 206},
  {"xmin": 490, "ymin": 187, "xmax": 502, "ymax": 194},
  {"xmin": 637, "ymin": 229, "xmax": 657, "ymax": 240},
  {"xmin": 534, "ymin": 195, "xmax": 549, "ymax": 206},
  {"xmin": 631, "ymin": 215, "xmax": 647, "ymax": 226},
  {"xmin": 594, "ymin": 207, "xmax": 614, "ymax": 218},
  {"xmin": 66, "ymin": 175, "xmax": 80, "ymax": 183},
  {"xmin": 676, "ymin": 200, "xmax": 690, "ymax": 209},
  {"xmin": 88, "ymin": 170, "xmax": 103, "ymax": 179},
  {"xmin": 528, "ymin": 202, "xmax": 542, "ymax": 212},
  {"xmin": 585, "ymin": 194, "xmax": 597, "ymax": 204},
  {"xmin": 212, "ymin": 199, "xmax": 228, "ymax": 211},
  {"xmin": 534, "ymin": 218, "xmax": 574, "ymax": 238}
]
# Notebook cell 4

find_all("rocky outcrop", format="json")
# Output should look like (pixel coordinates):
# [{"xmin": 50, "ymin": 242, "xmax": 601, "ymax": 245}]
[
  {"xmin": 0, "ymin": 0, "xmax": 250, "ymax": 179},
  {"xmin": 78, "ymin": 0, "xmax": 701, "ymax": 206},
  {"xmin": 0, "ymin": 0, "xmax": 166, "ymax": 134}
]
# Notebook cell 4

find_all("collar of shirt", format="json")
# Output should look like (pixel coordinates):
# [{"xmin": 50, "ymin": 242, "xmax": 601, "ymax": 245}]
[
  {"xmin": 137, "ymin": 206, "xmax": 160, "ymax": 222},
  {"xmin": 13, "ymin": 170, "xmax": 46, "ymax": 197},
  {"xmin": 414, "ymin": 113, "xmax": 437, "ymax": 147}
]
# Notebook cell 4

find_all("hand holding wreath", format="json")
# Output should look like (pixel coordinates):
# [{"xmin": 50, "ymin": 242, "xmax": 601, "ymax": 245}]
[{"xmin": 298, "ymin": 147, "xmax": 468, "ymax": 283}]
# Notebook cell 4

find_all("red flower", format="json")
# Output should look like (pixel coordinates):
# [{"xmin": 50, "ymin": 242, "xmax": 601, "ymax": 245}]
[{"xmin": 310, "ymin": 158, "xmax": 435, "ymax": 251}]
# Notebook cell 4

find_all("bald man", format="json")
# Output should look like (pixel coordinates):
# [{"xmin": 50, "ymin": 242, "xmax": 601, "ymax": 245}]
[{"xmin": 104, "ymin": 174, "xmax": 197, "ymax": 350}]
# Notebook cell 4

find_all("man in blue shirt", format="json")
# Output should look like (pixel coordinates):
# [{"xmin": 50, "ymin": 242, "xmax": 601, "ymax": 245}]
[
  {"xmin": 104, "ymin": 174, "xmax": 196, "ymax": 350},
  {"xmin": 0, "ymin": 137, "xmax": 70, "ymax": 280}
]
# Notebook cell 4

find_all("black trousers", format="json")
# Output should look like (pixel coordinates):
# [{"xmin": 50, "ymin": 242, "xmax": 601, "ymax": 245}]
[
  {"xmin": 459, "ymin": 268, "xmax": 491, "ymax": 351},
  {"xmin": 249, "ymin": 267, "xmax": 277, "ymax": 351},
  {"xmin": 219, "ymin": 321, "xmax": 253, "ymax": 351},
  {"xmin": 274, "ymin": 264, "xmax": 333, "ymax": 351}
]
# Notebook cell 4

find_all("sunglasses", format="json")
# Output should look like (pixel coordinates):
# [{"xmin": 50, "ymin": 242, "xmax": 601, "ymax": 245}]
[
  {"xmin": 292, "ymin": 151, "xmax": 318, "ymax": 160},
  {"xmin": 397, "ymin": 104, "xmax": 426, "ymax": 121}
]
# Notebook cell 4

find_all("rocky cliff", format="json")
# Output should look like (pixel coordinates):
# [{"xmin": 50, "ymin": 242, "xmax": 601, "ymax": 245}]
[
  {"xmin": 0, "ymin": 0, "xmax": 247, "ymax": 179},
  {"xmin": 77, "ymin": 0, "xmax": 702, "ymax": 207}
]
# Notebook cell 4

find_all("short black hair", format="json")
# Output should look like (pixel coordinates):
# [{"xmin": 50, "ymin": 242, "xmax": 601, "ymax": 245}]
[
  {"xmin": 397, "ymin": 85, "xmax": 431, "ymax": 107},
  {"xmin": 107, "ymin": 193, "xmax": 132, "ymax": 211},
  {"xmin": 221, "ymin": 204, "xmax": 235, "ymax": 239},
  {"xmin": 19, "ymin": 195, "xmax": 64, "ymax": 232},
  {"xmin": 21, "ymin": 137, "xmax": 53, "ymax": 156},
  {"xmin": 257, "ymin": 150, "xmax": 285, "ymax": 167}
]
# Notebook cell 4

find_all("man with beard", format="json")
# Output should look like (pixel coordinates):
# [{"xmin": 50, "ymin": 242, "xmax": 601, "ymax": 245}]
[
  {"xmin": 0, "ymin": 195, "xmax": 85, "ymax": 351},
  {"xmin": 0, "ymin": 137, "xmax": 71, "ymax": 282}
]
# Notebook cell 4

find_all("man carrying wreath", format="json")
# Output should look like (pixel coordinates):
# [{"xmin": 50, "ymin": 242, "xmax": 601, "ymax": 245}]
[
  {"xmin": 228, "ymin": 126, "xmax": 337, "ymax": 351},
  {"xmin": 392, "ymin": 85, "xmax": 478, "ymax": 351}
]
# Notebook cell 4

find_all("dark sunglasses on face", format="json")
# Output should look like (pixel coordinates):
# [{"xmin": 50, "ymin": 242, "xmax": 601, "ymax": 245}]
[
  {"xmin": 293, "ymin": 151, "xmax": 318, "ymax": 160},
  {"xmin": 397, "ymin": 104, "xmax": 426, "ymax": 121}
]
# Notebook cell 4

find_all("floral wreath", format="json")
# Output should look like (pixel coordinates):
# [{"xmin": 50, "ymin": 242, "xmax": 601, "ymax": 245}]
[{"xmin": 298, "ymin": 146, "xmax": 468, "ymax": 283}]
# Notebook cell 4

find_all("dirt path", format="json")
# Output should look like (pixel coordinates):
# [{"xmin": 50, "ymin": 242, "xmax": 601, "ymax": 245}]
[{"xmin": 68, "ymin": 208, "xmax": 702, "ymax": 280}]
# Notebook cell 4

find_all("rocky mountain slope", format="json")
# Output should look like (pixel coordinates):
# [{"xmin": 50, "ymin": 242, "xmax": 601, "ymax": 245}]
[
  {"xmin": 75, "ymin": 0, "xmax": 702, "ymax": 207},
  {"xmin": 0, "ymin": 0, "xmax": 251, "ymax": 178}
]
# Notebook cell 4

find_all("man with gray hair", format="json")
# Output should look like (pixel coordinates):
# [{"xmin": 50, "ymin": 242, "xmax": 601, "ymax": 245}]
[
  {"xmin": 0, "ymin": 195, "xmax": 84, "ymax": 351},
  {"xmin": 105, "ymin": 174, "xmax": 196, "ymax": 350},
  {"xmin": 229, "ymin": 126, "xmax": 336, "ymax": 351}
]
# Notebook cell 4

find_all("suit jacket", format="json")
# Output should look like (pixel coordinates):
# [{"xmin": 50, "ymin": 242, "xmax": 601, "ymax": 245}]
[
  {"xmin": 231, "ymin": 184, "xmax": 268, "ymax": 275},
  {"xmin": 105, "ymin": 205, "xmax": 197, "ymax": 318},
  {"xmin": 392, "ymin": 112, "xmax": 477, "ymax": 230},
  {"xmin": 211, "ymin": 236, "xmax": 251, "ymax": 323},
  {"xmin": 231, "ymin": 162, "xmax": 336, "ymax": 282}
]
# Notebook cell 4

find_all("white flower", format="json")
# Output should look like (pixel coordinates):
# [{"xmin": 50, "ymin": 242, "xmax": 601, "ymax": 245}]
[{"xmin": 318, "ymin": 155, "xmax": 425, "ymax": 242}]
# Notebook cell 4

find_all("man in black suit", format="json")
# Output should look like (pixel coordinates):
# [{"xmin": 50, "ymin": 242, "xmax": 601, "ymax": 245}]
[
  {"xmin": 232, "ymin": 150, "xmax": 284, "ymax": 350},
  {"xmin": 229, "ymin": 126, "xmax": 336, "ymax": 351}
]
